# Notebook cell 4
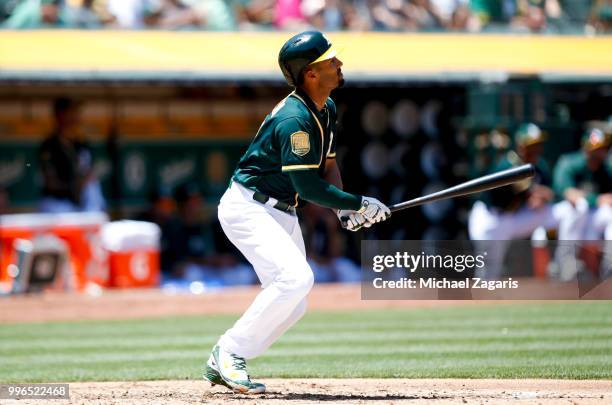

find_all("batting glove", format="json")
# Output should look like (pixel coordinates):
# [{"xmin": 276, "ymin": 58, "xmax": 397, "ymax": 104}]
[
  {"xmin": 337, "ymin": 210, "xmax": 372, "ymax": 231},
  {"xmin": 358, "ymin": 196, "xmax": 391, "ymax": 224}
]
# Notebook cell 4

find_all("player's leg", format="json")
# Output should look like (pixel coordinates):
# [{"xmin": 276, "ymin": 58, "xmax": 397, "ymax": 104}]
[
  {"xmin": 208, "ymin": 184, "xmax": 313, "ymax": 392},
  {"xmin": 245, "ymin": 220, "xmax": 310, "ymax": 358},
  {"xmin": 216, "ymin": 206, "xmax": 313, "ymax": 359}
]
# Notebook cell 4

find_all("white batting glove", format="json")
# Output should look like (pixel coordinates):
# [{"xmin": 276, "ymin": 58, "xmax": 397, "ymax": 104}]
[
  {"xmin": 337, "ymin": 210, "xmax": 371, "ymax": 231},
  {"xmin": 358, "ymin": 196, "xmax": 391, "ymax": 224}
]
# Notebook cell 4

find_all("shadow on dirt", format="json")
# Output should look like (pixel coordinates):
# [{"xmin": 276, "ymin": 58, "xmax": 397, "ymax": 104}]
[{"xmin": 208, "ymin": 392, "xmax": 450, "ymax": 401}]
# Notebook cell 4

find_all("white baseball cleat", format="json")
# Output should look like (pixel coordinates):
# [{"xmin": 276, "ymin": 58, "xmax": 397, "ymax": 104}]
[{"xmin": 211, "ymin": 345, "xmax": 266, "ymax": 394}]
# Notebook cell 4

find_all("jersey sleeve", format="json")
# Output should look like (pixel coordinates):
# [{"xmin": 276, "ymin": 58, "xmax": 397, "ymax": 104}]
[{"xmin": 276, "ymin": 117, "xmax": 321, "ymax": 172}]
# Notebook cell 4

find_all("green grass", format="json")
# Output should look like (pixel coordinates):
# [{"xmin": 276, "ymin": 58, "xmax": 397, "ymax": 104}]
[{"xmin": 1, "ymin": 302, "xmax": 611, "ymax": 382}]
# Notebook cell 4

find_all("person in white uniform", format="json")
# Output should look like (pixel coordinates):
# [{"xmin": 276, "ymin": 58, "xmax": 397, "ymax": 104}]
[
  {"xmin": 203, "ymin": 31, "xmax": 391, "ymax": 394},
  {"xmin": 468, "ymin": 123, "xmax": 587, "ymax": 279}
]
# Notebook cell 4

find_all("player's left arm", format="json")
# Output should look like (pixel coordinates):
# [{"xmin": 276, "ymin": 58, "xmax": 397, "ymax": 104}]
[{"xmin": 323, "ymin": 158, "xmax": 343, "ymax": 190}]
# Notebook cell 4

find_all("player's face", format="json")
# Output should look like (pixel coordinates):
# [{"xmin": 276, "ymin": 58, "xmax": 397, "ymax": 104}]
[
  {"xmin": 518, "ymin": 143, "xmax": 543, "ymax": 164},
  {"xmin": 586, "ymin": 146, "xmax": 609, "ymax": 168},
  {"xmin": 313, "ymin": 56, "xmax": 344, "ymax": 89}
]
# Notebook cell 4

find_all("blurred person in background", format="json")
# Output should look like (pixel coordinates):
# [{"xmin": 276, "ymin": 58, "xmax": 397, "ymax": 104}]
[
  {"xmin": 38, "ymin": 98, "xmax": 106, "ymax": 213},
  {"xmin": 430, "ymin": 0, "xmax": 475, "ymax": 30},
  {"xmin": 301, "ymin": 0, "xmax": 344, "ymax": 30},
  {"xmin": 233, "ymin": 0, "xmax": 275, "ymax": 30},
  {"xmin": 106, "ymin": 0, "xmax": 152, "ymax": 28},
  {"xmin": 64, "ymin": 0, "xmax": 111, "ymax": 28},
  {"xmin": 0, "ymin": 0, "xmax": 20, "ymax": 23},
  {"xmin": 404, "ymin": 0, "xmax": 446, "ymax": 30},
  {"xmin": 301, "ymin": 203, "xmax": 361, "ymax": 282},
  {"xmin": 548, "ymin": 0, "xmax": 592, "ymax": 32},
  {"xmin": 147, "ymin": 0, "xmax": 237, "ymax": 30},
  {"xmin": 164, "ymin": 183, "xmax": 254, "ymax": 284},
  {"xmin": 2, "ymin": 0, "xmax": 71, "ymax": 28},
  {"xmin": 469, "ymin": 0, "xmax": 517, "ymax": 31},
  {"xmin": 468, "ymin": 123, "xmax": 587, "ymax": 279},
  {"xmin": 369, "ymin": 0, "xmax": 453, "ymax": 31},
  {"xmin": 553, "ymin": 128, "xmax": 612, "ymax": 278},
  {"xmin": 369, "ymin": 0, "xmax": 409, "ymax": 30},
  {"xmin": 164, "ymin": 183, "xmax": 212, "ymax": 279},
  {"xmin": 135, "ymin": 187, "xmax": 177, "ymax": 275},
  {"xmin": 590, "ymin": 0, "xmax": 612, "ymax": 32},
  {"xmin": 274, "ymin": 0, "xmax": 309, "ymax": 29},
  {"xmin": 341, "ymin": 0, "xmax": 373, "ymax": 30},
  {"xmin": 512, "ymin": 0, "xmax": 548, "ymax": 32},
  {"xmin": 469, "ymin": 127, "xmax": 512, "ymax": 179}
]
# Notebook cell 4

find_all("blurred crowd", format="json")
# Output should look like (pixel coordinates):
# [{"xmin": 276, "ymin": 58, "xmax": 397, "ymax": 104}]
[
  {"xmin": 1, "ymin": 0, "xmax": 611, "ymax": 33},
  {"xmin": 469, "ymin": 121, "xmax": 612, "ymax": 280}
]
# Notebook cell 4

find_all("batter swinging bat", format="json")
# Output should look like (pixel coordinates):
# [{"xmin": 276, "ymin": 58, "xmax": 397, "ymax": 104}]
[{"xmin": 342, "ymin": 164, "xmax": 535, "ymax": 227}]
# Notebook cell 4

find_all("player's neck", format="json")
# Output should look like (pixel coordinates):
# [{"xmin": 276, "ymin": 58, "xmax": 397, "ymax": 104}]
[{"xmin": 299, "ymin": 85, "xmax": 329, "ymax": 112}]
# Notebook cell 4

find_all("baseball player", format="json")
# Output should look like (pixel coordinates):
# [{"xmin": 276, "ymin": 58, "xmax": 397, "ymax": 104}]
[
  {"xmin": 553, "ymin": 128, "xmax": 612, "ymax": 277},
  {"xmin": 203, "ymin": 31, "xmax": 391, "ymax": 394},
  {"xmin": 468, "ymin": 123, "xmax": 586, "ymax": 279}
]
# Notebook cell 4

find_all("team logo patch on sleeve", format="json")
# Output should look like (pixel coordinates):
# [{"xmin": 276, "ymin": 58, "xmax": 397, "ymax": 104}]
[{"xmin": 290, "ymin": 131, "xmax": 311, "ymax": 156}]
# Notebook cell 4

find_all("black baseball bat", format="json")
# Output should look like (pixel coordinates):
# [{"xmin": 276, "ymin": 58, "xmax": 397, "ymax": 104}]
[
  {"xmin": 341, "ymin": 164, "xmax": 535, "ymax": 228},
  {"xmin": 389, "ymin": 163, "xmax": 535, "ymax": 213}
]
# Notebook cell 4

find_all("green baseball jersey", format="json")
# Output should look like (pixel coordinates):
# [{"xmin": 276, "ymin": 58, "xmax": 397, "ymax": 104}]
[
  {"xmin": 553, "ymin": 151, "xmax": 612, "ymax": 207},
  {"xmin": 233, "ymin": 89, "xmax": 338, "ymax": 206}
]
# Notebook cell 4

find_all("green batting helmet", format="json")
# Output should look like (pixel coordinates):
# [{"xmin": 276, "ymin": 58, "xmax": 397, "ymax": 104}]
[
  {"xmin": 278, "ymin": 31, "xmax": 338, "ymax": 87},
  {"xmin": 582, "ymin": 128, "xmax": 610, "ymax": 151},
  {"xmin": 514, "ymin": 123, "xmax": 547, "ymax": 147}
]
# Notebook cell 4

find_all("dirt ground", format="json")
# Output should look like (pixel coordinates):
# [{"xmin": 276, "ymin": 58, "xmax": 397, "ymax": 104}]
[
  {"xmin": 1, "ymin": 284, "xmax": 610, "ymax": 404},
  {"xmin": 4, "ymin": 379, "xmax": 611, "ymax": 405}
]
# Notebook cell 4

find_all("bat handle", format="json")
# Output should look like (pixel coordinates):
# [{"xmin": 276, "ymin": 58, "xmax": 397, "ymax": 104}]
[{"xmin": 340, "ymin": 216, "xmax": 349, "ymax": 229}]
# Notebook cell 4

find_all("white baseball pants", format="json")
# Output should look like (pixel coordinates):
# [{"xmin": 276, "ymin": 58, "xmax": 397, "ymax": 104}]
[{"xmin": 216, "ymin": 182, "xmax": 314, "ymax": 359}]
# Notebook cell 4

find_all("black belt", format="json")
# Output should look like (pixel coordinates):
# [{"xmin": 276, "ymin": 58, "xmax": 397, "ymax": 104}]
[{"xmin": 252, "ymin": 191, "xmax": 294, "ymax": 213}]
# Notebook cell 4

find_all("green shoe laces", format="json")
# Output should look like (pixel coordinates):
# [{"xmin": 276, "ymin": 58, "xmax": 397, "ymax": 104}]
[{"xmin": 232, "ymin": 355, "xmax": 247, "ymax": 371}]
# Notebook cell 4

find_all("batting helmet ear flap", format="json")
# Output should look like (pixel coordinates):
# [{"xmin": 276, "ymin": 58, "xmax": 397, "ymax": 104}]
[{"xmin": 278, "ymin": 31, "xmax": 334, "ymax": 87}]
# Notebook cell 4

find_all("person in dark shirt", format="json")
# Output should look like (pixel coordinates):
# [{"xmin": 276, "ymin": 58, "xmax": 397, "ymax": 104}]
[
  {"xmin": 553, "ymin": 128, "xmax": 612, "ymax": 219},
  {"xmin": 165, "ymin": 183, "xmax": 254, "ymax": 285},
  {"xmin": 38, "ymin": 97, "xmax": 105, "ymax": 213}
]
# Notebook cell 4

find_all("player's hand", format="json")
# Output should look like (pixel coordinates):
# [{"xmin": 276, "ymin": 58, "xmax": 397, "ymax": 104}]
[
  {"xmin": 527, "ymin": 185, "xmax": 553, "ymax": 209},
  {"xmin": 358, "ymin": 196, "xmax": 391, "ymax": 224},
  {"xmin": 564, "ymin": 188, "xmax": 586, "ymax": 206},
  {"xmin": 337, "ymin": 210, "xmax": 371, "ymax": 231},
  {"xmin": 597, "ymin": 193, "xmax": 612, "ymax": 207}
]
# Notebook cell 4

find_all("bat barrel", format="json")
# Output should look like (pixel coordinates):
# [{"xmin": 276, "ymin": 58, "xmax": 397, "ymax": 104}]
[{"xmin": 389, "ymin": 163, "xmax": 535, "ymax": 213}]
